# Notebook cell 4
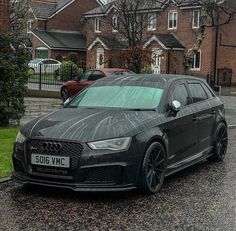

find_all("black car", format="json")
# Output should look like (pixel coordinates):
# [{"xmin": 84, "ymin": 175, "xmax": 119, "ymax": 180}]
[{"xmin": 12, "ymin": 74, "xmax": 228, "ymax": 194}]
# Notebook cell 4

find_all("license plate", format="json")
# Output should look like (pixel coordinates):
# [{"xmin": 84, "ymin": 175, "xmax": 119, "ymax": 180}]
[{"xmin": 31, "ymin": 154, "xmax": 70, "ymax": 168}]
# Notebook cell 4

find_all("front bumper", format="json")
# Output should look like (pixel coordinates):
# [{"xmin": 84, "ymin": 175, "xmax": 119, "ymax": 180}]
[
  {"xmin": 12, "ymin": 172, "xmax": 136, "ymax": 192},
  {"xmin": 12, "ymin": 139, "xmax": 142, "ymax": 192}
]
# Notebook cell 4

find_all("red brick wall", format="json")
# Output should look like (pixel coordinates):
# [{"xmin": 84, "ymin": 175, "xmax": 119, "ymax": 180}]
[
  {"xmin": 86, "ymin": 3, "xmax": 216, "ymax": 76},
  {"xmin": 86, "ymin": 2, "xmax": 236, "ymax": 84},
  {"xmin": 217, "ymin": 19, "xmax": 236, "ymax": 85},
  {"xmin": 46, "ymin": 0, "xmax": 100, "ymax": 31},
  {"xmin": 0, "ymin": 0, "xmax": 10, "ymax": 31}
]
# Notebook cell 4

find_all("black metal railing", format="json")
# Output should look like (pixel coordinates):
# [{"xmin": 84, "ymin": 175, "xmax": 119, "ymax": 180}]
[{"xmin": 27, "ymin": 63, "xmax": 80, "ymax": 91}]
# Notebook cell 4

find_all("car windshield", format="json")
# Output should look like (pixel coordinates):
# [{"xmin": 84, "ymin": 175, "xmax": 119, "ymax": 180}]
[{"xmin": 68, "ymin": 85, "xmax": 163, "ymax": 110}]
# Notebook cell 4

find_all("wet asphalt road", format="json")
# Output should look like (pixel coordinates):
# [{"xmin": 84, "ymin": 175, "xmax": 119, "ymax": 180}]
[{"xmin": 0, "ymin": 129, "xmax": 235, "ymax": 231}]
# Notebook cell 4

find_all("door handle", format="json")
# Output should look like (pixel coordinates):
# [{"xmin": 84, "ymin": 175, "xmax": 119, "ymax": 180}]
[{"xmin": 192, "ymin": 115, "xmax": 198, "ymax": 121}]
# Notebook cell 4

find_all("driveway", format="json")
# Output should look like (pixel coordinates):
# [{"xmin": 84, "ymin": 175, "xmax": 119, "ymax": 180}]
[{"xmin": 0, "ymin": 128, "xmax": 235, "ymax": 231}]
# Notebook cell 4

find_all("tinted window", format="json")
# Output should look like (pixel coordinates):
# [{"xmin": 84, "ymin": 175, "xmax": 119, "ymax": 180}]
[
  {"xmin": 201, "ymin": 83, "xmax": 215, "ymax": 98},
  {"xmin": 188, "ymin": 83, "xmax": 208, "ymax": 103},
  {"xmin": 88, "ymin": 71, "xmax": 105, "ymax": 81},
  {"xmin": 81, "ymin": 71, "xmax": 93, "ymax": 80},
  {"xmin": 171, "ymin": 84, "xmax": 190, "ymax": 107}
]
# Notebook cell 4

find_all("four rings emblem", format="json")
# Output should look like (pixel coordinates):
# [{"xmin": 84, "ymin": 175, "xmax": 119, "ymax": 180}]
[{"xmin": 41, "ymin": 141, "xmax": 63, "ymax": 152}]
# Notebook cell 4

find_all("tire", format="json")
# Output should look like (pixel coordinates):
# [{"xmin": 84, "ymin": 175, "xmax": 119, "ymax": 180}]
[
  {"xmin": 61, "ymin": 88, "xmax": 69, "ymax": 102},
  {"xmin": 208, "ymin": 122, "xmax": 228, "ymax": 162},
  {"xmin": 140, "ymin": 142, "xmax": 167, "ymax": 194}
]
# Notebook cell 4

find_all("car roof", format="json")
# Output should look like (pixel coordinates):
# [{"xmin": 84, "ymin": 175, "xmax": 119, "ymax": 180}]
[{"xmin": 96, "ymin": 74, "xmax": 206, "ymax": 84}]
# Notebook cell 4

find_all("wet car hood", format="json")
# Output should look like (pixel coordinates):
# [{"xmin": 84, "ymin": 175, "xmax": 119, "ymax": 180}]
[{"xmin": 21, "ymin": 108, "xmax": 160, "ymax": 142}]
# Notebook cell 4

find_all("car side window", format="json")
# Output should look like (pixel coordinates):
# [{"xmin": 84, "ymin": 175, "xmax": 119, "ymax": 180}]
[
  {"xmin": 42, "ymin": 60, "xmax": 50, "ymax": 64},
  {"xmin": 48, "ymin": 60, "xmax": 58, "ymax": 64},
  {"xmin": 201, "ymin": 83, "xmax": 215, "ymax": 98},
  {"xmin": 81, "ymin": 71, "xmax": 93, "ymax": 81},
  {"xmin": 88, "ymin": 71, "xmax": 105, "ymax": 81},
  {"xmin": 188, "ymin": 83, "xmax": 208, "ymax": 103},
  {"xmin": 171, "ymin": 84, "xmax": 190, "ymax": 107}
]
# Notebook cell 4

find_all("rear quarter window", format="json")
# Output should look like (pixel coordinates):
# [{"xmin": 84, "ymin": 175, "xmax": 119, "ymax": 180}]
[{"xmin": 188, "ymin": 82, "xmax": 208, "ymax": 103}]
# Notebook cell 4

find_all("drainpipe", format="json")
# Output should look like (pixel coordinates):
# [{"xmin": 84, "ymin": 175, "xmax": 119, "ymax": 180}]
[
  {"xmin": 213, "ymin": 14, "xmax": 219, "ymax": 85},
  {"xmin": 167, "ymin": 49, "xmax": 172, "ymax": 74}
]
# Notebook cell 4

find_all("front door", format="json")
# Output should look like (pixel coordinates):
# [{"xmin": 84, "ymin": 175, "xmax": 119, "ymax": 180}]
[
  {"xmin": 151, "ymin": 49, "xmax": 162, "ymax": 74},
  {"xmin": 96, "ymin": 48, "xmax": 104, "ymax": 69},
  {"xmin": 163, "ymin": 81, "xmax": 198, "ymax": 165}
]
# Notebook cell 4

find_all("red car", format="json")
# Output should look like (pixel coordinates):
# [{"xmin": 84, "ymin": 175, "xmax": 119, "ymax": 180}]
[{"xmin": 61, "ymin": 68, "xmax": 134, "ymax": 101}]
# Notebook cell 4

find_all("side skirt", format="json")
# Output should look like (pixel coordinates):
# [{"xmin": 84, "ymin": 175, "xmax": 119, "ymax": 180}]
[{"xmin": 165, "ymin": 147, "xmax": 213, "ymax": 177}]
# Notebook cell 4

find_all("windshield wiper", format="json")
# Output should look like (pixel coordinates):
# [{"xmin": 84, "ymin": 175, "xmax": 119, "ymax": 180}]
[{"xmin": 125, "ymin": 108, "xmax": 156, "ymax": 111}]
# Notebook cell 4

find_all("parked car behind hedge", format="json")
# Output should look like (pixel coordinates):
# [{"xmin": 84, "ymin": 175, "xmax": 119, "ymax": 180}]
[{"xmin": 28, "ymin": 59, "xmax": 61, "ymax": 74}]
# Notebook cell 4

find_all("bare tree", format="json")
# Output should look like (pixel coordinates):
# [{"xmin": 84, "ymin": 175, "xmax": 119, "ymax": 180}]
[
  {"xmin": 10, "ymin": 0, "xmax": 32, "ymax": 34},
  {"xmin": 102, "ymin": 0, "xmax": 162, "ymax": 73}
]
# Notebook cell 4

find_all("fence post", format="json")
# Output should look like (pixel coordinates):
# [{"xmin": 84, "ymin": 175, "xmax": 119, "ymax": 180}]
[{"xmin": 39, "ymin": 63, "xmax": 42, "ymax": 90}]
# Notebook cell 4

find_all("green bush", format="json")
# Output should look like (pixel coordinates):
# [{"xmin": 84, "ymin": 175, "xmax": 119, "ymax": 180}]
[
  {"xmin": 0, "ymin": 32, "xmax": 30, "ymax": 125},
  {"xmin": 141, "ymin": 66, "xmax": 154, "ymax": 74},
  {"xmin": 57, "ymin": 61, "xmax": 79, "ymax": 81}
]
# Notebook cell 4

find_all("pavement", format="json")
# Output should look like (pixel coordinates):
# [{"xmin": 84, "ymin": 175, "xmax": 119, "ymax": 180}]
[
  {"xmin": 221, "ymin": 96, "xmax": 236, "ymax": 127},
  {"xmin": 0, "ymin": 127, "xmax": 235, "ymax": 230}
]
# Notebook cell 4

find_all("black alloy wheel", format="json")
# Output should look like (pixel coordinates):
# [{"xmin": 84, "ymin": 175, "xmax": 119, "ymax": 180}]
[
  {"xmin": 209, "ymin": 123, "xmax": 228, "ymax": 161},
  {"xmin": 141, "ymin": 142, "xmax": 166, "ymax": 194},
  {"xmin": 61, "ymin": 88, "xmax": 69, "ymax": 102}
]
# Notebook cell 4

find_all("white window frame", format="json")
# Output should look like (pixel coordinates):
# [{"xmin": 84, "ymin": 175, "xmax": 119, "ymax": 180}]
[
  {"xmin": 94, "ymin": 17, "xmax": 101, "ymax": 33},
  {"xmin": 147, "ymin": 13, "xmax": 156, "ymax": 31},
  {"xmin": 192, "ymin": 10, "xmax": 200, "ymax": 29},
  {"xmin": 168, "ymin": 11, "xmax": 177, "ymax": 29},
  {"xmin": 191, "ymin": 50, "xmax": 201, "ymax": 70},
  {"xmin": 112, "ymin": 15, "xmax": 118, "ymax": 32},
  {"xmin": 27, "ymin": 19, "xmax": 33, "ymax": 33}
]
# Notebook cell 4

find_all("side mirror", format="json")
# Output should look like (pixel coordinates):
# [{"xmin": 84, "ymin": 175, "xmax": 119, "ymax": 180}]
[
  {"xmin": 63, "ymin": 97, "xmax": 71, "ymax": 106},
  {"xmin": 169, "ymin": 100, "xmax": 181, "ymax": 113}
]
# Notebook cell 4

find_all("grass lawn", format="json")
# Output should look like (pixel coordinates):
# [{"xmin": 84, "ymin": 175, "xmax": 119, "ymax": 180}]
[{"xmin": 0, "ymin": 127, "xmax": 18, "ymax": 178}]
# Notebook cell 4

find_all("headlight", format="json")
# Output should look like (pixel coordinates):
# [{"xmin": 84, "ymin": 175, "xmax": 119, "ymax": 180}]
[
  {"xmin": 15, "ymin": 131, "xmax": 26, "ymax": 143},
  {"xmin": 88, "ymin": 137, "xmax": 131, "ymax": 151}
]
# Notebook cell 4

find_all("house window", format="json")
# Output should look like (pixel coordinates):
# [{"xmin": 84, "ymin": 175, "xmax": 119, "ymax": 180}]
[
  {"xmin": 147, "ymin": 13, "xmax": 156, "ymax": 30},
  {"xmin": 27, "ymin": 20, "xmax": 32, "ymax": 33},
  {"xmin": 168, "ymin": 11, "xmax": 177, "ymax": 29},
  {"xmin": 112, "ymin": 15, "xmax": 118, "ymax": 32},
  {"xmin": 95, "ymin": 18, "xmax": 101, "ymax": 32},
  {"xmin": 192, "ymin": 50, "xmax": 201, "ymax": 70},
  {"xmin": 192, "ymin": 10, "xmax": 200, "ymax": 28},
  {"xmin": 36, "ymin": 47, "xmax": 48, "ymax": 59}
]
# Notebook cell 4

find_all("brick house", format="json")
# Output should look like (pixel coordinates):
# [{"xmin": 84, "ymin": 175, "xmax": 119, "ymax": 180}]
[
  {"xmin": 29, "ymin": 0, "xmax": 103, "ymax": 67},
  {"xmin": 0, "ymin": 0, "xmax": 10, "ymax": 31},
  {"xmin": 84, "ymin": 0, "xmax": 236, "ymax": 86}
]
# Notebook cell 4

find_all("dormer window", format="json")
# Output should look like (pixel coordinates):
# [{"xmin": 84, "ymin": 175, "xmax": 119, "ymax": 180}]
[
  {"xmin": 95, "ymin": 17, "xmax": 101, "ymax": 33},
  {"xmin": 147, "ymin": 13, "xmax": 156, "ymax": 31},
  {"xmin": 192, "ymin": 10, "xmax": 200, "ymax": 28},
  {"xmin": 168, "ymin": 11, "xmax": 177, "ymax": 29},
  {"xmin": 112, "ymin": 15, "xmax": 118, "ymax": 32}
]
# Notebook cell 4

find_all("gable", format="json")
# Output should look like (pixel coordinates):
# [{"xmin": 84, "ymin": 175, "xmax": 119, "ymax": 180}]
[{"xmin": 31, "ymin": 0, "xmax": 104, "ymax": 20}]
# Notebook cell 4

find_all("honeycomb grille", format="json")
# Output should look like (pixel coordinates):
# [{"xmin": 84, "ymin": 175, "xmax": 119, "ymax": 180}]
[
  {"xmin": 26, "ymin": 139, "xmax": 83, "ymax": 170},
  {"xmin": 84, "ymin": 166, "xmax": 120, "ymax": 184}
]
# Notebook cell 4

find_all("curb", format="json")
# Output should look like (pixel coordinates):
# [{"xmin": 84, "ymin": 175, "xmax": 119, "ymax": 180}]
[
  {"xmin": 0, "ymin": 176, "xmax": 11, "ymax": 183},
  {"xmin": 228, "ymin": 124, "xmax": 236, "ymax": 129}
]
